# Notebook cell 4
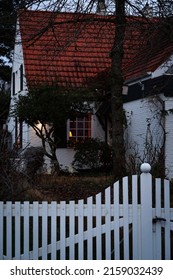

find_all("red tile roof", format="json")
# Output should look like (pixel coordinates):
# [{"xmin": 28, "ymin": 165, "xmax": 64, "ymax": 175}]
[
  {"xmin": 125, "ymin": 23, "xmax": 173, "ymax": 81},
  {"xmin": 18, "ymin": 10, "xmax": 173, "ymax": 89}
]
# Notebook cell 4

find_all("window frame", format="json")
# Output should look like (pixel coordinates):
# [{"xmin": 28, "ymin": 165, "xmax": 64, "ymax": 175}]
[{"xmin": 67, "ymin": 113, "xmax": 91, "ymax": 146}]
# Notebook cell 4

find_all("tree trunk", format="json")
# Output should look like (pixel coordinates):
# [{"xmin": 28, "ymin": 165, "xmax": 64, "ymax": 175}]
[{"xmin": 111, "ymin": 0, "xmax": 126, "ymax": 179}]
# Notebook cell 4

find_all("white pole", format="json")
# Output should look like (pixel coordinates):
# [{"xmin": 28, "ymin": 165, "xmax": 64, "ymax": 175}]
[{"xmin": 140, "ymin": 163, "xmax": 153, "ymax": 259}]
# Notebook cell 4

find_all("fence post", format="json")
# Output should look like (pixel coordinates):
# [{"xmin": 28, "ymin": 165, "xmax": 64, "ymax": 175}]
[
  {"xmin": 0, "ymin": 202, "xmax": 3, "ymax": 260},
  {"xmin": 140, "ymin": 163, "xmax": 153, "ymax": 259}
]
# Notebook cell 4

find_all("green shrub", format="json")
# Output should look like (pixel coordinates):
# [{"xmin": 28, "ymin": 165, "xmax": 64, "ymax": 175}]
[{"xmin": 73, "ymin": 138, "xmax": 112, "ymax": 171}]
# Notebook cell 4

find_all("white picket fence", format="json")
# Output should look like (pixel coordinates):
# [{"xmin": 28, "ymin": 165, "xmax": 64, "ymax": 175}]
[{"xmin": 0, "ymin": 163, "xmax": 173, "ymax": 260}]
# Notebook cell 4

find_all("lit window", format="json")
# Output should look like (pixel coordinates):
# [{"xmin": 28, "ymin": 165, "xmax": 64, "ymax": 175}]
[{"xmin": 68, "ymin": 114, "xmax": 91, "ymax": 145}]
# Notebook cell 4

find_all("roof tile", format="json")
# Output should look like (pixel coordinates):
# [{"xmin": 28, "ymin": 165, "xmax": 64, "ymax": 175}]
[{"xmin": 18, "ymin": 10, "xmax": 173, "ymax": 88}]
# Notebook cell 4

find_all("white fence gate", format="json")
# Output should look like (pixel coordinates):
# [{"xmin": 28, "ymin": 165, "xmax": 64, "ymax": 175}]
[{"xmin": 0, "ymin": 163, "xmax": 173, "ymax": 260}]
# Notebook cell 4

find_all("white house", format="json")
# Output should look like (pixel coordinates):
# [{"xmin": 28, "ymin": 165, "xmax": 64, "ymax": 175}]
[{"xmin": 8, "ymin": 10, "xmax": 173, "ymax": 178}]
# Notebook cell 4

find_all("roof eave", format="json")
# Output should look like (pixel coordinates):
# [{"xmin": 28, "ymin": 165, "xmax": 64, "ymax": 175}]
[{"xmin": 124, "ymin": 72, "xmax": 152, "ymax": 86}]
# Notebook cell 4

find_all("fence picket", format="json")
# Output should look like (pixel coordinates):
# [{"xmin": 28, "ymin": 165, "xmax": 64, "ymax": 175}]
[
  {"xmin": 105, "ymin": 187, "xmax": 111, "ymax": 260},
  {"xmin": 14, "ymin": 202, "xmax": 21, "ymax": 259},
  {"xmin": 78, "ymin": 200, "xmax": 84, "ymax": 259},
  {"xmin": 42, "ymin": 202, "xmax": 48, "ymax": 260},
  {"xmin": 60, "ymin": 201, "xmax": 66, "ymax": 260},
  {"xmin": 33, "ymin": 202, "xmax": 39, "ymax": 260},
  {"xmin": 164, "ymin": 180, "xmax": 170, "ymax": 260},
  {"xmin": 113, "ymin": 180, "xmax": 120, "ymax": 260},
  {"xmin": 6, "ymin": 202, "xmax": 12, "ymax": 259},
  {"xmin": 132, "ymin": 175, "xmax": 139, "ymax": 259},
  {"xmin": 96, "ymin": 192, "xmax": 102, "ymax": 259},
  {"xmin": 51, "ymin": 202, "xmax": 57, "ymax": 260},
  {"xmin": 123, "ymin": 177, "xmax": 129, "ymax": 260},
  {"xmin": 23, "ymin": 201, "xmax": 29, "ymax": 260},
  {"xmin": 87, "ymin": 196, "xmax": 93, "ymax": 260},
  {"xmin": 69, "ymin": 201, "xmax": 75, "ymax": 260},
  {"xmin": 0, "ymin": 202, "xmax": 3, "ymax": 260},
  {"xmin": 154, "ymin": 178, "xmax": 162, "ymax": 260}
]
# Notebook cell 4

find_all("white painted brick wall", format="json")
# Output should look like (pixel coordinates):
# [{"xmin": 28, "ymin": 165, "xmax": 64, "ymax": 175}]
[
  {"xmin": 124, "ymin": 95, "xmax": 164, "ymax": 171},
  {"xmin": 91, "ymin": 114, "xmax": 105, "ymax": 141},
  {"xmin": 8, "ymin": 22, "xmax": 28, "ymax": 144},
  {"xmin": 164, "ymin": 97, "xmax": 173, "ymax": 180},
  {"xmin": 124, "ymin": 95, "xmax": 173, "ymax": 179}
]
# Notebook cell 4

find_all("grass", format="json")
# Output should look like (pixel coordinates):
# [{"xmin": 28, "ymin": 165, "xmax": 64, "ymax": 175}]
[
  {"xmin": 2, "ymin": 169, "xmax": 173, "ymax": 206},
  {"xmin": 5, "ymin": 171, "xmax": 114, "ymax": 202}
]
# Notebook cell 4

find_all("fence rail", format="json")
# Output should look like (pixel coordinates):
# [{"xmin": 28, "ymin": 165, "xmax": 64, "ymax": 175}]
[{"xmin": 0, "ymin": 163, "xmax": 173, "ymax": 260}]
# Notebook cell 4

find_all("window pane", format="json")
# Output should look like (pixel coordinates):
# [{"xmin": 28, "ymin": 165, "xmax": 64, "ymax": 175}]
[
  {"xmin": 78, "ymin": 130, "xmax": 84, "ymax": 137},
  {"xmin": 71, "ymin": 130, "xmax": 76, "ymax": 137},
  {"xmin": 77, "ymin": 122, "xmax": 83, "ymax": 129},
  {"xmin": 85, "ymin": 130, "xmax": 89, "ymax": 137},
  {"xmin": 70, "ymin": 121, "xmax": 76, "ymax": 128},
  {"xmin": 85, "ymin": 122, "xmax": 89, "ymax": 129},
  {"xmin": 68, "ymin": 114, "xmax": 91, "ymax": 145},
  {"xmin": 84, "ymin": 116, "xmax": 88, "ymax": 122}
]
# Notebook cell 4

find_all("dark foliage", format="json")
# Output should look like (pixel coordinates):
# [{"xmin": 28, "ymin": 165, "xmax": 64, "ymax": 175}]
[
  {"xmin": 24, "ymin": 146, "xmax": 45, "ymax": 177},
  {"xmin": 73, "ymin": 138, "xmax": 112, "ymax": 171},
  {"xmin": 0, "ymin": 90, "xmax": 11, "ymax": 130}
]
